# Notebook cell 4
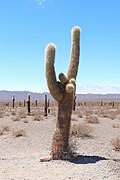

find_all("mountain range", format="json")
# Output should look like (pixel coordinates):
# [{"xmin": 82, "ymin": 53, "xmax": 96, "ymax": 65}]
[{"xmin": 0, "ymin": 90, "xmax": 120, "ymax": 102}]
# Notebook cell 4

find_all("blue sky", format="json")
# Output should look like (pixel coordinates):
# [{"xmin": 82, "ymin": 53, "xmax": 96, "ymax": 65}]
[{"xmin": 0, "ymin": 0, "xmax": 120, "ymax": 94}]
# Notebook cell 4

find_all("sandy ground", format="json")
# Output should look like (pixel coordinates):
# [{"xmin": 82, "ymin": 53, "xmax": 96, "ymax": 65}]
[{"xmin": 0, "ymin": 104, "xmax": 120, "ymax": 180}]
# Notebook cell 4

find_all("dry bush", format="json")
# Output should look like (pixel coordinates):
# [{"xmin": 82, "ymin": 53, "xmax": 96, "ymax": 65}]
[
  {"xmin": 70, "ymin": 123, "xmax": 93, "ymax": 138},
  {"xmin": 85, "ymin": 115, "xmax": 99, "ymax": 124},
  {"xmin": 71, "ymin": 117, "xmax": 77, "ymax": 121},
  {"xmin": 23, "ymin": 119, "xmax": 28, "ymax": 123},
  {"xmin": 11, "ymin": 111, "xmax": 16, "ymax": 116},
  {"xmin": 12, "ymin": 129, "xmax": 25, "ymax": 137},
  {"xmin": 18, "ymin": 110, "xmax": 26, "ymax": 118},
  {"xmin": 0, "ymin": 111, "xmax": 4, "ymax": 118},
  {"xmin": 33, "ymin": 115, "xmax": 44, "ymax": 121},
  {"xmin": 108, "ymin": 114, "xmax": 116, "ymax": 120},
  {"xmin": 0, "ymin": 125, "xmax": 10, "ymax": 135},
  {"xmin": 84, "ymin": 110, "xmax": 92, "ymax": 116},
  {"xmin": 77, "ymin": 113, "xmax": 83, "ymax": 118},
  {"xmin": 0, "ymin": 127, "xmax": 4, "ymax": 135},
  {"xmin": 12, "ymin": 116, "xmax": 21, "ymax": 122},
  {"xmin": 113, "ymin": 109, "xmax": 120, "ymax": 115},
  {"xmin": 112, "ymin": 138, "xmax": 120, "ymax": 151},
  {"xmin": 112, "ymin": 123, "xmax": 120, "ymax": 128}
]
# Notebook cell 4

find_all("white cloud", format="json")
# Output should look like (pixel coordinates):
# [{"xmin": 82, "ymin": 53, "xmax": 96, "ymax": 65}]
[
  {"xmin": 76, "ymin": 85, "xmax": 120, "ymax": 94},
  {"xmin": 35, "ymin": 0, "xmax": 46, "ymax": 6}
]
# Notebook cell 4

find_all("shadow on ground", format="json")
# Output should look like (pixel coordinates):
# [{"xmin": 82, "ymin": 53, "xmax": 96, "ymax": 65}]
[{"xmin": 70, "ymin": 155, "xmax": 107, "ymax": 164}]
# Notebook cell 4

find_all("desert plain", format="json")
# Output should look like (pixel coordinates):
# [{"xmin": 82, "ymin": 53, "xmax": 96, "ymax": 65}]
[{"xmin": 0, "ymin": 101, "xmax": 120, "ymax": 180}]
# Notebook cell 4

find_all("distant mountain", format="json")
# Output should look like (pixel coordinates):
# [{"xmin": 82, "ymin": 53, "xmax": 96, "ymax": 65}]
[
  {"xmin": 0, "ymin": 90, "xmax": 54, "ymax": 101},
  {"xmin": 0, "ymin": 90, "xmax": 120, "ymax": 102}
]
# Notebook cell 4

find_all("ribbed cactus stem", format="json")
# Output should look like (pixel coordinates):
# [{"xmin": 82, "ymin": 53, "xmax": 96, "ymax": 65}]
[
  {"xmin": 45, "ymin": 44, "xmax": 63, "ymax": 102},
  {"xmin": 67, "ymin": 26, "xmax": 80, "ymax": 79},
  {"xmin": 73, "ymin": 95, "xmax": 76, "ymax": 111}
]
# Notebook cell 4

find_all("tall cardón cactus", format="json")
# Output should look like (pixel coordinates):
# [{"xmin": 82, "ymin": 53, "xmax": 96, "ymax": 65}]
[{"xmin": 44, "ymin": 26, "xmax": 80, "ymax": 161}]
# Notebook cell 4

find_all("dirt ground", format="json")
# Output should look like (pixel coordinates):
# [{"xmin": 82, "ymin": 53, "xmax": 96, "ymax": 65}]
[{"xmin": 0, "ymin": 102, "xmax": 120, "ymax": 180}]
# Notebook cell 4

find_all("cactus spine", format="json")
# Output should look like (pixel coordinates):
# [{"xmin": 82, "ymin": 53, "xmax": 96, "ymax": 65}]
[
  {"xmin": 12, "ymin": 95, "xmax": 15, "ymax": 108},
  {"xmin": 26, "ymin": 94, "xmax": 30, "ymax": 114},
  {"xmin": 45, "ymin": 26, "xmax": 80, "ymax": 160}
]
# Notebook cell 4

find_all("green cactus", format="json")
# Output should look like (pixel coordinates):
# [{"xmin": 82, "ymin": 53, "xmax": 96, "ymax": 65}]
[{"xmin": 44, "ymin": 26, "xmax": 80, "ymax": 160}]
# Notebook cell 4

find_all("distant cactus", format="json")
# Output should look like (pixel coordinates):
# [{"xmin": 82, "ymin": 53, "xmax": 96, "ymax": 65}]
[
  {"xmin": 112, "ymin": 101, "xmax": 115, "ymax": 108},
  {"xmin": 12, "ymin": 95, "xmax": 15, "ymax": 108},
  {"xmin": 101, "ymin": 101, "xmax": 103, "ymax": 106},
  {"xmin": 44, "ymin": 93, "xmax": 48, "ymax": 116},
  {"xmin": 44, "ymin": 26, "xmax": 80, "ymax": 160},
  {"xmin": 26, "ymin": 94, "xmax": 30, "ymax": 114},
  {"xmin": 35, "ymin": 100, "xmax": 37, "ymax": 107}
]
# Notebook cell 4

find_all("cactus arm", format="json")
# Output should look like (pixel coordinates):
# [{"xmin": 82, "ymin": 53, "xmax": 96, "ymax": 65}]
[
  {"xmin": 45, "ymin": 44, "xmax": 63, "ymax": 102},
  {"xmin": 67, "ymin": 26, "xmax": 80, "ymax": 80}
]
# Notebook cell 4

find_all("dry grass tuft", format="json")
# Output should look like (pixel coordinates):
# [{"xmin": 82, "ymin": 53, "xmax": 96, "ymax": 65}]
[
  {"xmin": 70, "ymin": 123, "xmax": 93, "ymax": 138},
  {"xmin": 12, "ymin": 116, "xmax": 21, "ymax": 122},
  {"xmin": 33, "ymin": 115, "xmax": 44, "ymax": 121},
  {"xmin": 112, "ymin": 123, "xmax": 120, "ymax": 128},
  {"xmin": 0, "ymin": 125, "xmax": 10, "ymax": 135},
  {"xmin": 18, "ymin": 110, "xmax": 26, "ymax": 118},
  {"xmin": 0, "ymin": 111, "xmax": 4, "ymax": 118},
  {"xmin": 85, "ymin": 115, "xmax": 99, "ymax": 124},
  {"xmin": 12, "ymin": 129, "xmax": 25, "ymax": 138},
  {"xmin": 112, "ymin": 138, "xmax": 120, "ymax": 151},
  {"xmin": 11, "ymin": 111, "xmax": 16, "ymax": 116},
  {"xmin": 23, "ymin": 119, "xmax": 28, "ymax": 123}
]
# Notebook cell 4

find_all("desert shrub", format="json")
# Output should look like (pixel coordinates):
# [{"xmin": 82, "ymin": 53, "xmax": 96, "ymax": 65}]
[
  {"xmin": 23, "ymin": 119, "xmax": 28, "ymax": 123},
  {"xmin": 108, "ymin": 114, "xmax": 116, "ymax": 120},
  {"xmin": 112, "ymin": 138, "xmax": 120, "ymax": 151},
  {"xmin": 12, "ymin": 129, "xmax": 25, "ymax": 137},
  {"xmin": 112, "ymin": 123, "xmax": 120, "ymax": 128},
  {"xmin": 12, "ymin": 116, "xmax": 21, "ymax": 121},
  {"xmin": 11, "ymin": 111, "xmax": 16, "ymax": 116},
  {"xmin": 0, "ymin": 127, "xmax": 4, "ymax": 135},
  {"xmin": 70, "ymin": 123, "xmax": 93, "ymax": 138},
  {"xmin": 0, "ymin": 111, "xmax": 4, "ymax": 118},
  {"xmin": 85, "ymin": 115, "xmax": 99, "ymax": 124},
  {"xmin": 71, "ymin": 117, "xmax": 77, "ymax": 121},
  {"xmin": 18, "ymin": 110, "xmax": 26, "ymax": 118},
  {"xmin": 0, "ymin": 125, "xmax": 9, "ymax": 135},
  {"xmin": 33, "ymin": 115, "xmax": 44, "ymax": 121},
  {"xmin": 77, "ymin": 113, "xmax": 83, "ymax": 118}
]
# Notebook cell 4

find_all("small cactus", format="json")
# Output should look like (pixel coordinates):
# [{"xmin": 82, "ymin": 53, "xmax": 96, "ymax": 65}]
[
  {"xmin": 12, "ymin": 95, "xmax": 15, "ymax": 108},
  {"xmin": 26, "ymin": 94, "xmax": 30, "ymax": 114},
  {"xmin": 112, "ymin": 101, "xmax": 115, "ymax": 108},
  {"xmin": 35, "ymin": 100, "xmax": 37, "ymax": 107},
  {"xmin": 44, "ymin": 26, "xmax": 81, "ymax": 160},
  {"xmin": 44, "ymin": 93, "xmax": 48, "ymax": 116}
]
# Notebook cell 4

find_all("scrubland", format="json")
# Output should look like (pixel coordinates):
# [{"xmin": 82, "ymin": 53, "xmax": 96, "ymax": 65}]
[{"xmin": 0, "ymin": 101, "xmax": 120, "ymax": 180}]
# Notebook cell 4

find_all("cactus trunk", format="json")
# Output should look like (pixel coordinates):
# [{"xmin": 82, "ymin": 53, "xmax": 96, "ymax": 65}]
[{"xmin": 51, "ymin": 93, "xmax": 73, "ymax": 159}]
